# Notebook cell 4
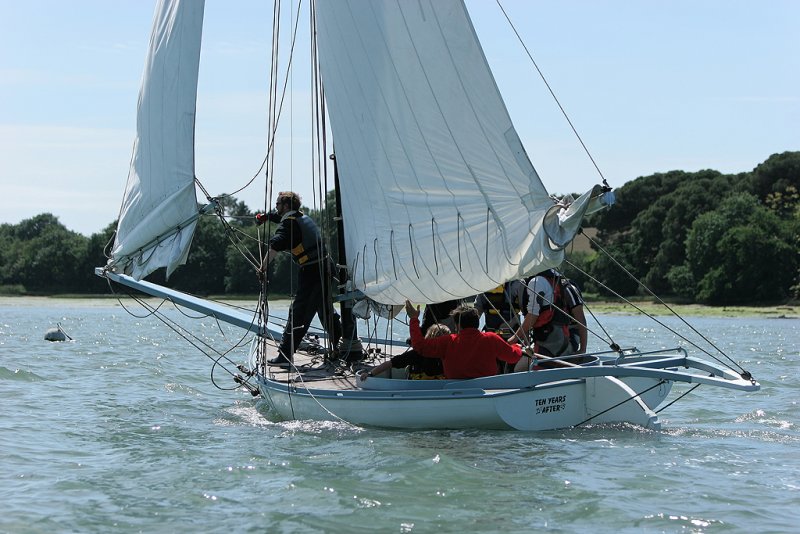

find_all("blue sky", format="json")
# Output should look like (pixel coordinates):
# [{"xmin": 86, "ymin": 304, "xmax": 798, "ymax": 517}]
[{"xmin": 0, "ymin": 0, "xmax": 797, "ymax": 236}]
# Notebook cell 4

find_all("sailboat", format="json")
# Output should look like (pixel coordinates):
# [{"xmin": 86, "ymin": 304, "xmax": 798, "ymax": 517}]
[{"xmin": 96, "ymin": 0, "xmax": 758, "ymax": 431}]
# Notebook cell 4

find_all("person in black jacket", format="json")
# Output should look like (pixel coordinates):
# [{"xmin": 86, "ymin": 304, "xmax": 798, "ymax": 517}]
[{"xmin": 261, "ymin": 191, "xmax": 342, "ymax": 367}]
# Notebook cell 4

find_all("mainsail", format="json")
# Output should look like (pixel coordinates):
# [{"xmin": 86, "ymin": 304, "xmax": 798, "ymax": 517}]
[
  {"xmin": 109, "ymin": 0, "xmax": 206, "ymax": 280},
  {"xmin": 315, "ymin": 0, "xmax": 602, "ymax": 305}
]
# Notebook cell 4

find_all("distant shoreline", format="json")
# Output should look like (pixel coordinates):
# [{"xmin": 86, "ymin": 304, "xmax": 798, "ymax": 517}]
[
  {"xmin": 582, "ymin": 300, "xmax": 798, "ymax": 319},
  {"xmin": 1, "ymin": 295, "xmax": 797, "ymax": 318}
]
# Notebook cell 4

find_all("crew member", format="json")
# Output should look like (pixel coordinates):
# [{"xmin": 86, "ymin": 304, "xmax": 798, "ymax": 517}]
[
  {"xmin": 261, "ymin": 191, "xmax": 342, "ymax": 367},
  {"xmin": 405, "ymin": 300, "xmax": 522, "ymax": 379},
  {"xmin": 508, "ymin": 269, "xmax": 571, "ymax": 359},
  {"xmin": 474, "ymin": 279, "xmax": 525, "ymax": 339}
]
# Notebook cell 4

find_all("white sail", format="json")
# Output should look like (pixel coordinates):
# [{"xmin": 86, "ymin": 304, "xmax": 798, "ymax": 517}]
[
  {"xmin": 316, "ymin": 0, "xmax": 599, "ymax": 305},
  {"xmin": 109, "ymin": 0, "xmax": 205, "ymax": 280}
]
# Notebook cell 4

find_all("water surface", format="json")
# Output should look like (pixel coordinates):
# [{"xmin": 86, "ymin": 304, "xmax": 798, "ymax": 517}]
[{"xmin": 1, "ymin": 297, "xmax": 797, "ymax": 532}]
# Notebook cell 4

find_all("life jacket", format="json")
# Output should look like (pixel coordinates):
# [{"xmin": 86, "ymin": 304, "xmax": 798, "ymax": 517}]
[
  {"xmin": 286, "ymin": 213, "xmax": 323, "ymax": 266},
  {"xmin": 523, "ymin": 271, "xmax": 569, "ymax": 328},
  {"xmin": 550, "ymin": 278, "xmax": 573, "ymax": 326},
  {"xmin": 484, "ymin": 283, "xmax": 520, "ymax": 318},
  {"xmin": 483, "ymin": 282, "xmax": 522, "ymax": 335},
  {"xmin": 409, "ymin": 371, "xmax": 447, "ymax": 380}
]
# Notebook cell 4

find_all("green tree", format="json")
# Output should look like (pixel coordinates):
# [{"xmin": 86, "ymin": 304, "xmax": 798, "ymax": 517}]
[
  {"xmin": 590, "ymin": 170, "xmax": 689, "ymax": 237},
  {"xmin": 765, "ymin": 185, "xmax": 799, "ymax": 219},
  {"xmin": 684, "ymin": 193, "xmax": 796, "ymax": 304},
  {"xmin": 585, "ymin": 238, "xmax": 640, "ymax": 297},
  {"xmin": 1, "ymin": 214, "xmax": 89, "ymax": 293},
  {"xmin": 158, "ymin": 215, "xmax": 228, "ymax": 295},
  {"xmin": 0, "ymin": 223, "xmax": 22, "ymax": 292},
  {"xmin": 81, "ymin": 221, "xmax": 118, "ymax": 293},
  {"xmin": 747, "ymin": 151, "xmax": 800, "ymax": 200},
  {"xmin": 216, "ymin": 195, "xmax": 255, "ymax": 226},
  {"xmin": 587, "ymin": 155, "xmax": 800, "ymax": 302},
  {"xmin": 224, "ymin": 227, "xmax": 261, "ymax": 294},
  {"xmin": 629, "ymin": 172, "xmax": 733, "ymax": 293}
]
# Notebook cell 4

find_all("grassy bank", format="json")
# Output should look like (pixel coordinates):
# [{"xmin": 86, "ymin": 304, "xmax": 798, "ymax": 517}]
[{"xmin": 584, "ymin": 300, "xmax": 799, "ymax": 318}]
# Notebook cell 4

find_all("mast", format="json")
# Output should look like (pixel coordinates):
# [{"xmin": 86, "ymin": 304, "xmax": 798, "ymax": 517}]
[{"xmin": 331, "ymin": 153, "xmax": 362, "ymax": 362}]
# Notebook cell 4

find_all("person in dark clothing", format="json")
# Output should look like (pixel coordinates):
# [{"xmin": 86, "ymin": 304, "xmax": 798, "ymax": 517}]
[
  {"xmin": 474, "ymin": 279, "xmax": 524, "ymax": 339},
  {"xmin": 561, "ymin": 279, "xmax": 588, "ymax": 354},
  {"xmin": 261, "ymin": 191, "xmax": 342, "ymax": 367},
  {"xmin": 420, "ymin": 299, "xmax": 462, "ymax": 334}
]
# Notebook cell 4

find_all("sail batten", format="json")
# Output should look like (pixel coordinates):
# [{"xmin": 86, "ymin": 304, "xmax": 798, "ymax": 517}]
[
  {"xmin": 109, "ymin": 0, "xmax": 205, "ymax": 280},
  {"xmin": 316, "ymin": 0, "xmax": 566, "ymax": 304}
]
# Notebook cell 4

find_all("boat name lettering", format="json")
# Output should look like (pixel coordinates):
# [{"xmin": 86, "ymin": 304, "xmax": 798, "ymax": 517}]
[{"xmin": 535, "ymin": 395, "xmax": 567, "ymax": 414}]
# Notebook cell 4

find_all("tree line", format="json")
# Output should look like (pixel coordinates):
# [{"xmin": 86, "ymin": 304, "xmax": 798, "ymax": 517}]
[
  {"xmin": 1, "ymin": 152, "xmax": 797, "ymax": 305},
  {"xmin": 567, "ymin": 151, "xmax": 799, "ymax": 304}
]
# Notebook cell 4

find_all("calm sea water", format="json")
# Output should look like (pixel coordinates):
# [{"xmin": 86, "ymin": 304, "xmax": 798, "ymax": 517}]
[{"xmin": 1, "ymin": 297, "xmax": 798, "ymax": 533}]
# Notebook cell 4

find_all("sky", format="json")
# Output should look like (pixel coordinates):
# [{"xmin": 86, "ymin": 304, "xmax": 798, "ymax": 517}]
[{"xmin": 0, "ymin": 0, "xmax": 797, "ymax": 236}]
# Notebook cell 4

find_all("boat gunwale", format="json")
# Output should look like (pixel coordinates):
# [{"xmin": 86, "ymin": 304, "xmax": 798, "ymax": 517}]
[
  {"xmin": 255, "ymin": 354, "xmax": 758, "ymax": 403},
  {"xmin": 256, "ymin": 374, "xmax": 586, "ymax": 401}
]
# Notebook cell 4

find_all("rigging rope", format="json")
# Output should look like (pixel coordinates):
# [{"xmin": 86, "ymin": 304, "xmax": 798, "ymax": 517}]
[
  {"xmin": 573, "ymin": 380, "xmax": 667, "ymax": 428},
  {"xmin": 581, "ymin": 300, "xmax": 618, "ymax": 352},
  {"xmin": 575, "ymin": 232, "xmax": 747, "ymax": 375},
  {"xmin": 108, "ymin": 282, "xmax": 257, "ymax": 393},
  {"xmin": 201, "ymin": 0, "xmax": 305, "ymax": 204},
  {"xmin": 655, "ymin": 383, "xmax": 703, "ymax": 414},
  {"xmin": 495, "ymin": 0, "xmax": 609, "ymax": 189},
  {"xmin": 564, "ymin": 257, "xmax": 747, "ymax": 375},
  {"xmin": 211, "ymin": 210, "xmax": 262, "ymax": 271},
  {"xmin": 516, "ymin": 276, "xmax": 619, "ymax": 352}
]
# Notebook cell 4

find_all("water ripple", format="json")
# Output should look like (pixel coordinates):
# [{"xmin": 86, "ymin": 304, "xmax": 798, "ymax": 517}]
[
  {"xmin": 1, "ymin": 301, "xmax": 798, "ymax": 532},
  {"xmin": 0, "ymin": 366, "xmax": 44, "ymax": 381}
]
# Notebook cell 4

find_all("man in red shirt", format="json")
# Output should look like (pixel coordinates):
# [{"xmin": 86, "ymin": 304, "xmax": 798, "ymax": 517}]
[{"xmin": 405, "ymin": 300, "xmax": 522, "ymax": 379}]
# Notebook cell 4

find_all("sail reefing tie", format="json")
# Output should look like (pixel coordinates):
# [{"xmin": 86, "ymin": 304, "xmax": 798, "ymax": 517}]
[
  {"xmin": 431, "ymin": 218, "xmax": 440, "ymax": 276},
  {"xmin": 457, "ymin": 213, "xmax": 464, "ymax": 271},
  {"xmin": 373, "ymin": 238, "xmax": 380, "ymax": 285},
  {"xmin": 408, "ymin": 224, "xmax": 421, "ymax": 279},
  {"xmin": 390, "ymin": 230, "xmax": 398, "ymax": 280},
  {"xmin": 581, "ymin": 301, "xmax": 620, "ymax": 353},
  {"xmin": 485, "ymin": 208, "xmax": 491, "ymax": 274},
  {"xmin": 361, "ymin": 245, "xmax": 368, "ymax": 288}
]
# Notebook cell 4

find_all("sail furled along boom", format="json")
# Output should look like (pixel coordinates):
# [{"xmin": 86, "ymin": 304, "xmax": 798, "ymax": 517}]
[
  {"xmin": 108, "ymin": 0, "xmax": 206, "ymax": 280},
  {"xmin": 316, "ymin": 0, "xmax": 586, "ymax": 305}
]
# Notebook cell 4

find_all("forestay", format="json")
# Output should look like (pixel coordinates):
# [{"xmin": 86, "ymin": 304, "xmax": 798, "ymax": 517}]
[
  {"xmin": 315, "ymin": 0, "xmax": 604, "ymax": 305},
  {"xmin": 109, "ymin": 0, "xmax": 206, "ymax": 280}
]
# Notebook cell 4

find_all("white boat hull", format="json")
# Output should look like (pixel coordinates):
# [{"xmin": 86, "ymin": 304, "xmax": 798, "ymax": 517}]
[
  {"xmin": 252, "ymin": 348, "xmax": 760, "ymax": 431},
  {"xmin": 256, "ymin": 373, "xmax": 672, "ymax": 431}
]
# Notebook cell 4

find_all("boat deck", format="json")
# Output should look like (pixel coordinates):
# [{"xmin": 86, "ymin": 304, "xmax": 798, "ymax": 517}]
[{"xmin": 253, "ymin": 336, "xmax": 408, "ymax": 391}]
